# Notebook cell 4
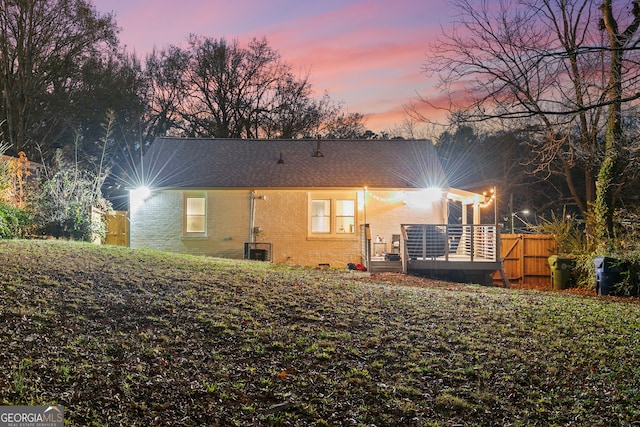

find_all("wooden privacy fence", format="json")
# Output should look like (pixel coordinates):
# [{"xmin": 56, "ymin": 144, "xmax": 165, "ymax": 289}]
[
  {"xmin": 492, "ymin": 234, "xmax": 557, "ymax": 287},
  {"xmin": 105, "ymin": 210, "xmax": 129, "ymax": 246}
]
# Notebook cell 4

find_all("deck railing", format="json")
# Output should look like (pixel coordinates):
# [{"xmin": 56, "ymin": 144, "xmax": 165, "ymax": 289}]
[{"xmin": 401, "ymin": 224, "xmax": 498, "ymax": 262}]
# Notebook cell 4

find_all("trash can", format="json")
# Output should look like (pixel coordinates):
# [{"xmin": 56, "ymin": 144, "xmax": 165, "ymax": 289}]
[
  {"xmin": 593, "ymin": 256, "xmax": 627, "ymax": 296},
  {"xmin": 548, "ymin": 255, "xmax": 574, "ymax": 290}
]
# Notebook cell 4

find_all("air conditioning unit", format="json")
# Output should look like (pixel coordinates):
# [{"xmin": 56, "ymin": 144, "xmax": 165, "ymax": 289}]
[
  {"xmin": 249, "ymin": 249, "xmax": 267, "ymax": 261},
  {"xmin": 243, "ymin": 242, "xmax": 272, "ymax": 261}
]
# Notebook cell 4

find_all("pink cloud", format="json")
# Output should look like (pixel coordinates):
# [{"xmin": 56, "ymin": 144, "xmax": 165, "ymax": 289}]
[{"xmin": 93, "ymin": 0, "xmax": 452, "ymax": 132}]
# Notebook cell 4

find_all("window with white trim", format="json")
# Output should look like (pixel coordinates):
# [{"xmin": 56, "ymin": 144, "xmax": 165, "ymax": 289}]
[
  {"xmin": 311, "ymin": 199, "xmax": 331, "ymax": 233},
  {"xmin": 184, "ymin": 193, "xmax": 207, "ymax": 235},
  {"xmin": 309, "ymin": 196, "xmax": 356, "ymax": 236},
  {"xmin": 335, "ymin": 199, "xmax": 355, "ymax": 233}
]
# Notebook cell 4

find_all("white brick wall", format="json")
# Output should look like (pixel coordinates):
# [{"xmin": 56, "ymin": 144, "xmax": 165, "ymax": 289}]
[
  {"xmin": 130, "ymin": 188, "xmax": 446, "ymax": 267},
  {"xmin": 130, "ymin": 189, "xmax": 251, "ymax": 258}
]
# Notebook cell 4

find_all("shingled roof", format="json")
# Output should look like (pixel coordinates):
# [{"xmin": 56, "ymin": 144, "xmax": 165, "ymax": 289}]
[{"xmin": 141, "ymin": 137, "xmax": 448, "ymax": 189}]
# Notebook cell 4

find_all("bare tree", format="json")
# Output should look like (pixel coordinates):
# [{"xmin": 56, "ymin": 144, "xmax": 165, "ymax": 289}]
[
  {"xmin": 262, "ymin": 76, "xmax": 325, "ymax": 138},
  {"xmin": 0, "ymin": 0, "xmax": 118, "ymax": 159},
  {"xmin": 145, "ymin": 36, "xmax": 366, "ymax": 140},
  {"xmin": 144, "ymin": 46, "xmax": 190, "ymax": 140},
  {"xmin": 181, "ymin": 36, "xmax": 288, "ymax": 138},
  {"xmin": 322, "ymin": 111, "xmax": 367, "ymax": 139},
  {"xmin": 422, "ymin": 0, "xmax": 640, "ymax": 246}
]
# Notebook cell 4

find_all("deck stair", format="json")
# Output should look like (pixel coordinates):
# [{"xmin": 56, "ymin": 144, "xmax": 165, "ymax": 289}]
[{"xmin": 369, "ymin": 259, "xmax": 402, "ymax": 273}]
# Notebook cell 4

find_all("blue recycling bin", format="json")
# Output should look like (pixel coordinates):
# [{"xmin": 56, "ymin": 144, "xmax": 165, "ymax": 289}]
[{"xmin": 594, "ymin": 256, "xmax": 627, "ymax": 296}]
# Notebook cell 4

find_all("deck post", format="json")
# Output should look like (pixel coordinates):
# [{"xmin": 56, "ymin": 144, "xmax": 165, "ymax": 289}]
[{"xmin": 497, "ymin": 232, "xmax": 510, "ymax": 288}]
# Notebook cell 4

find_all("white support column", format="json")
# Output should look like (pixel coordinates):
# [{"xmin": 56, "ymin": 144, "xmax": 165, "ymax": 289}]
[
  {"xmin": 462, "ymin": 203, "xmax": 468, "ymax": 225},
  {"xmin": 473, "ymin": 202, "xmax": 481, "ymax": 224}
]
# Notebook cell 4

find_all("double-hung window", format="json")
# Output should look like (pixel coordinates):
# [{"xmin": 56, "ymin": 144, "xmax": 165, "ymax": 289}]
[
  {"xmin": 335, "ymin": 199, "xmax": 355, "ymax": 234},
  {"xmin": 309, "ymin": 196, "xmax": 355, "ymax": 236},
  {"xmin": 184, "ymin": 192, "xmax": 207, "ymax": 236},
  {"xmin": 311, "ymin": 199, "xmax": 331, "ymax": 233}
]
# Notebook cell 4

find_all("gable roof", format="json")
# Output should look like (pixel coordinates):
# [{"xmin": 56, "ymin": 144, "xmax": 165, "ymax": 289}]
[{"xmin": 141, "ymin": 137, "xmax": 448, "ymax": 189}]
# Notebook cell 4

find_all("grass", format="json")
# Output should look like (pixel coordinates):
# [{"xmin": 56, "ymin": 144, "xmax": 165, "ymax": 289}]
[{"xmin": 0, "ymin": 240, "xmax": 639, "ymax": 426}]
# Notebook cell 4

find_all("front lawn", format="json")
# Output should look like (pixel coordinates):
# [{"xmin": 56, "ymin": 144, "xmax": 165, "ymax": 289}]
[{"xmin": 0, "ymin": 240, "xmax": 639, "ymax": 426}]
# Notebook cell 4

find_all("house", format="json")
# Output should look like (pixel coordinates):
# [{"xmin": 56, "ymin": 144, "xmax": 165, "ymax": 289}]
[{"xmin": 129, "ymin": 137, "xmax": 500, "ymax": 280}]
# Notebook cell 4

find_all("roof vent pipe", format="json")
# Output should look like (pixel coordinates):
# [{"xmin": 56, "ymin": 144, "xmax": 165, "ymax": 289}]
[
  {"xmin": 313, "ymin": 135, "xmax": 324, "ymax": 157},
  {"xmin": 277, "ymin": 152, "xmax": 284, "ymax": 164}
]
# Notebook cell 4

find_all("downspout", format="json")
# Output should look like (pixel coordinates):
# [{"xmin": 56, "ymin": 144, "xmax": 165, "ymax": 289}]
[
  {"xmin": 356, "ymin": 185, "xmax": 371, "ymax": 270},
  {"xmin": 364, "ymin": 186, "xmax": 369, "ymax": 269},
  {"xmin": 363, "ymin": 186, "xmax": 367, "ymax": 232},
  {"xmin": 249, "ymin": 190, "xmax": 256, "ymax": 243}
]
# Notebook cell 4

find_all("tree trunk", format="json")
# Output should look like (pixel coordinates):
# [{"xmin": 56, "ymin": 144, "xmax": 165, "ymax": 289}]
[{"xmin": 595, "ymin": 0, "xmax": 640, "ymax": 251}]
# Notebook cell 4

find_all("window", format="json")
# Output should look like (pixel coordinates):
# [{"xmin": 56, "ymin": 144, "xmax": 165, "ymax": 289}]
[
  {"xmin": 335, "ymin": 200, "xmax": 355, "ymax": 233},
  {"xmin": 311, "ymin": 199, "xmax": 330, "ymax": 233},
  {"xmin": 184, "ymin": 193, "xmax": 206, "ymax": 235},
  {"xmin": 310, "ymin": 196, "xmax": 356, "ymax": 236}
]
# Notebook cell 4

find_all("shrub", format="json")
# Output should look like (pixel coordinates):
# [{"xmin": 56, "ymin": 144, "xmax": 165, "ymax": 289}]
[
  {"xmin": 0, "ymin": 202, "xmax": 32, "ymax": 238},
  {"xmin": 609, "ymin": 209, "xmax": 640, "ymax": 295},
  {"xmin": 539, "ymin": 208, "xmax": 640, "ymax": 291},
  {"xmin": 537, "ymin": 210, "xmax": 595, "ymax": 289},
  {"xmin": 33, "ymin": 167, "xmax": 111, "ymax": 241},
  {"xmin": 0, "ymin": 151, "xmax": 34, "ymax": 209}
]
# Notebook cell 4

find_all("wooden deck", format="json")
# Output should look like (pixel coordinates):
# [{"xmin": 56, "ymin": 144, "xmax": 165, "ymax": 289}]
[
  {"xmin": 369, "ymin": 254, "xmax": 499, "ymax": 274},
  {"xmin": 366, "ymin": 224, "xmax": 504, "ymax": 284},
  {"xmin": 406, "ymin": 253, "xmax": 501, "ymax": 271},
  {"xmin": 401, "ymin": 224, "xmax": 502, "ymax": 284}
]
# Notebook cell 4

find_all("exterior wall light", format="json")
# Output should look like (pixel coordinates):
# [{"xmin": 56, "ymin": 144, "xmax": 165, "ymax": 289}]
[
  {"xmin": 423, "ymin": 187, "xmax": 443, "ymax": 201},
  {"xmin": 130, "ymin": 186, "xmax": 151, "ymax": 212},
  {"xmin": 133, "ymin": 186, "xmax": 151, "ymax": 200},
  {"xmin": 404, "ymin": 187, "xmax": 443, "ymax": 209}
]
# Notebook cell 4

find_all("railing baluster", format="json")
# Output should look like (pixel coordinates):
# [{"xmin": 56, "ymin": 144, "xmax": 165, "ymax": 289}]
[{"xmin": 400, "ymin": 223, "xmax": 498, "ymax": 264}]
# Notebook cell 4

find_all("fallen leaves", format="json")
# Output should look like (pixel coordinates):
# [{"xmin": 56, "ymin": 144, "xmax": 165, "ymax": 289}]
[{"xmin": 0, "ymin": 240, "xmax": 639, "ymax": 426}]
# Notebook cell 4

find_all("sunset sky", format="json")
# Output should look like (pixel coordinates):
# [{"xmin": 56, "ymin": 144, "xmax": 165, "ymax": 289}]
[{"xmin": 91, "ymin": 0, "xmax": 452, "ymax": 133}]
